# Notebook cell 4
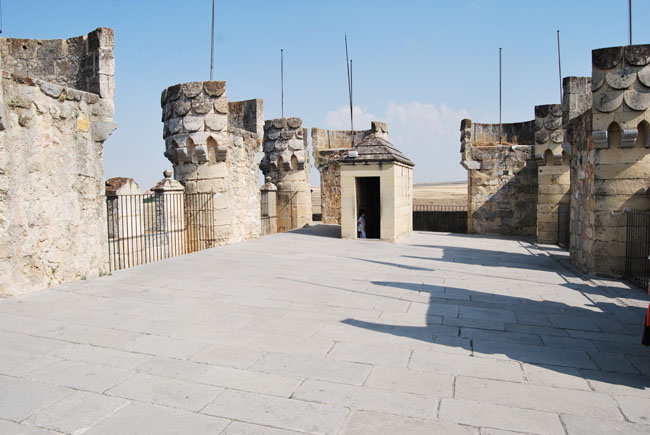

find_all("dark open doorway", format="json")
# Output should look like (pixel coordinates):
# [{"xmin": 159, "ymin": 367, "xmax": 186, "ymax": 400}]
[{"xmin": 356, "ymin": 177, "xmax": 380, "ymax": 239}]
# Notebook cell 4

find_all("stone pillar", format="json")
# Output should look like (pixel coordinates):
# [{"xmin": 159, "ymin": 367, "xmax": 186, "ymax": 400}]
[
  {"xmin": 563, "ymin": 77, "xmax": 593, "ymax": 268},
  {"xmin": 260, "ymin": 118, "xmax": 312, "ymax": 232},
  {"xmin": 260, "ymin": 177, "xmax": 278, "ymax": 236},
  {"xmin": 569, "ymin": 44, "xmax": 650, "ymax": 276},
  {"xmin": 152, "ymin": 170, "xmax": 186, "ymax": 258},
  {"xmin": 161, "ymin": 80, "xmax": 262, "ymax": 245},
  {"xmin": 105, "ymin": 178, "xmax": 144, "ymax": 270},
  {"xmin": 534, "ymin": 104, "xmax": 570, "ymax": 243}
]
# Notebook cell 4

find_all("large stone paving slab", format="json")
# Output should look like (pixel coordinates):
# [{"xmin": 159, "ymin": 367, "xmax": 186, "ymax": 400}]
[{"xmin": 0, "ymin": 225, "xmax": 649, "ymax": 434}]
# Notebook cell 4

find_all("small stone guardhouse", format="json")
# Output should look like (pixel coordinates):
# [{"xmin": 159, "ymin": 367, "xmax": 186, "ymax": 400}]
[{"xmin": 339, "ymin": 131, "xmax": 414, "ymax": 241}]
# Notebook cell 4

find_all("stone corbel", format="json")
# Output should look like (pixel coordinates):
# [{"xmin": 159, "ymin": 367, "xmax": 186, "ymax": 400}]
[
  {"xmin": 176, "ymin": 146, "xmax": 190, "ymax": 163},
  {"xmin": 216, "ymin": 145, "xmax": 228, "ymax": 162},
  {"xmin": 621, "ymin": 129, "xmax": 638, "ymax": 148},
  {"xmin": 593, "ymin": 130, "xmax": 608, "ymax": 149},
  {"xmin": 461, "ymin": 160, "xmax": 480, "ymax": 170},
  {"xmin": 535, "ymin": 154, "xmax": 546, "ymax": 166},
  {"xmin": 195, "ymin": 145, "xmax": 208, "ymax": 163},
  {"xmin": 163, "ymin": 149, "xmax": 177, "ymax": 163},
  {"xmin": 552, "ymin": 153, "xmax": 563, "ymax": 165},
  {"xmin": 282, "ymin": 155, "xmax": 292, "ymax": 171}
]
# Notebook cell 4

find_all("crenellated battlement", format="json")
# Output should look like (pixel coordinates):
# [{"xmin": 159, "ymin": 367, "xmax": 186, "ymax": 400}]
[
  {"xmin": 591, "ymin": 44, "xmax": 650, "ymax": 149},
  {"xmin": 261, "ymin": 117, "xmax": 311, "ymax": 232},
  {"xmin": 260, "ymin": 117, "xmax": 308, "ymax": 173},
  {"xmin": 533, "ymin": 104, "xmax": 564, "ymax": 165}
]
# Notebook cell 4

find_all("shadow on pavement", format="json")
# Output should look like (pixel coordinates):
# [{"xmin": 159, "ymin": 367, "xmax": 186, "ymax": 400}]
[
  {"xmin": 287, "ymin": 224, "xmax": 341, "ymax": 239},
  {"xmin": 340, "ymin": 273, "xmax": 650, "ymax": 390}
]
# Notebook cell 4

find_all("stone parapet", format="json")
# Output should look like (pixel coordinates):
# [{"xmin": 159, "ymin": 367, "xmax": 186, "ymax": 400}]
[
  {"xmin": 460, "ymin": 118, "xmax": 538, "ymax": 236},
  {"xmin": 1, "ymin": 28, "xmax": 115, "ymax": 98},
  {"xmin": 0, "ymin": 29, "xmax": 117, "ymax": 296}
]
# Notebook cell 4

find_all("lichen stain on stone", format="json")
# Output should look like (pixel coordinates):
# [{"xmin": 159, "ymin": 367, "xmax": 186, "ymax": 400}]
[{"xmin": 76, "ymin": 113, "xmax": 89, "ymax": 131}]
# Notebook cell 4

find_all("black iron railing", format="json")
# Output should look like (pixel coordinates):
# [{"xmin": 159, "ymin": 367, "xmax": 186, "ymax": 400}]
[
  {"xmin": 625, "ymin": 210, "xmax": 650, "ymax": 290},
  {"xmin": 106, "ymin": 192, "xmax": 215, "ymax": 272},
  {"xmin": 413, "ymin": 205, "xmax": 468, "ymax": 233}
]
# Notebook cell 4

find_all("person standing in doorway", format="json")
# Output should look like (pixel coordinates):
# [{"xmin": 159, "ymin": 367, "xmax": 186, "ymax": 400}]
[{"xmin": 357, "ymin": 210, "xmax": 366, "ymax": 239}]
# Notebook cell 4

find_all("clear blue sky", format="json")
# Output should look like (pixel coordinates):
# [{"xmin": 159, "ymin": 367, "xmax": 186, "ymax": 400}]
[{"xmin": 5, "ymin": 1, "xmax": 650, "ymax": 188}]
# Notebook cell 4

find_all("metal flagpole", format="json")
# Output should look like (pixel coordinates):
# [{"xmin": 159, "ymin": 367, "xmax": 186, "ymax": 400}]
[
  {"xmin": 350, "ymin": 59, "xmax": 354, "ymax": 143},
  {"xmin": 557, "ymin": 31, "xmax": 563, "ymax": 104},
  {"xmin": 345, "ymin": 34, "xmax": 354, "ymax": 145},
  {"xmin": 499, "ymin": 47, "xmax": 502, "ymax": 144},
  {"xmin": 210, "ymin": 0, "xmax": 215, "ymax": 80},
  {"xmin": 281, "ymin": 49, "xmax": 284, "ymax": 118},
  {"xmin": 629, "ymin": 0, "xmax": 632, "ymax": 45}
]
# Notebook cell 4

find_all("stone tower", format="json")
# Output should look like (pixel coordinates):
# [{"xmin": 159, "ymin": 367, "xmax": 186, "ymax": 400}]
[
  {"xmin": 161, "ymin": 81, "xmax": 263, "ymax": 245},
  {"xmin": 534, "ymin": 104, "xmax": 569, "ymax": 243},
  {"xmin": 260, "ymin": 118, "xmax": 311, "ymax": 232},
  {"xmin": 569, "ymin": 44, "xmax": 650, "ymax": 276}
]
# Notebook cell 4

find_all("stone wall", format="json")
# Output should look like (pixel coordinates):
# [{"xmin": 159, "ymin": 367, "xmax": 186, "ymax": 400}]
[
  {"xmin": 461, "ymin": 119, "xmax": 538, "ymax": 235},
  {"xmin": 569, "ymin": 45, "xmax": 650, "ymax": 276},
  {"xmin": 534, "ymin": 104, "xmax": 570, "ymax": 243},
  {"xmin": 312, "ymin": 122, "xmax": 389, "ymax": 224},
  {"xmin": 1, "ymin": 28, "xmax": 115, "ymax": 99},
  {"xmin": 0, "ymin": 28, "xmax": 117, "ymax": 296},
  {"xmin": 161, "ymin": 81, "xmax": 262, "ymax": 245},
  {"xmin": 394, "ymin": 163, "xmax": 414, "ymax": 238},
  {"xmin": 260, "ymin": 118, "xmax": 311, "ymax": 232}
]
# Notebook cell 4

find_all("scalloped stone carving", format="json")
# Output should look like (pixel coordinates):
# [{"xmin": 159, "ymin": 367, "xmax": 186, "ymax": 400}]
[
  {"xmin": 605, "ymin": 68, "xmax": 636, "ymax": 89},
  {"xmin": 296, "ymin": 128, "xmax": 304, "ymax": 139},
  {"xmin": 273, "ymin": 118, "xmax": 286, "ymax": 129},
  {"xmin": 214, "ymin": 98, "xmax": 228, "ymax": 114},
  {"xmin": 638, "ymin": 66, "xmax": 650, "ymax": 88},
  {"xmin": 287, "ymin": 117, "xmax": 302, "ymax": 128},
  {"xmin": 624, "ymin": 90, "xmax": 650, "ymax": 111},
  {"xmin": 280, "ymin": 129, "xmax": 294, "ymax": 140},
  {"xmin": 174, "ymin": 99, "xmax": 191, "ymax": 116},
  {"xmin": 267, "ymin": 130, "xmax": 280, "ymax": 140},
  {"xmin": 624, "ymin": 45, "xmax": 650, "ymax": 66},
  {"xmin": 535, "ymin": 131, "xmax": 549, "ymax": 144},
  {"xmin": 592, "ymin": 69, "xmax": 605, "ymax": 91},
  {"xmin": 204, "ymin": 113, "xmax": 226, "ymax": 131},
  {"xmin": 182, "ymin": 82, "xmax": 203, "ymax": 98},
  {"xmin": 550, "ymin": 131, "xmax": 563, "ymax": 143},
  {"xmin": 289, "ymin": 139, "xmax": 303, "ymax": 151},
  {"xmin": 593, "ymin": 46, "xmax": 623, "ymax": 69},
  {"xmin": 534, "ymin": 118, "xmax": 544, "ymax": 131},
  {"xmin": 544, "ymin": 116, "xmax": 562, "ymax": 130},
  {"xmin": 550, "ymin": 105, "xmax": 562, "ymax": 117},
  {"xmin": 593, "ymin": 90, "xmax": 624, "ymax": 112},
  {"xmin": 203, "ymin": 81, "xmax": 226, "ymax": 97},
  {"xmin": 183, "ymin": 116, "xmax": 204, "ymax": 132}
]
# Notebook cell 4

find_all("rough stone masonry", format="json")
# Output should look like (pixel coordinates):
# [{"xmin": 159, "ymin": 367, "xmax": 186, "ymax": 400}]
[
  {"xmin": 0, "ymin": 28, "xmax": 117, "ymax": 296},
  {"xmin": 161, "ymin": 81, "xmax": 263, "ymax": 245}
]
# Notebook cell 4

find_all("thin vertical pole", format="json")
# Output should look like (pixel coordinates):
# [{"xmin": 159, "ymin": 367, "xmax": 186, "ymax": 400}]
[
  {"xmin": 629, "ymin": 0, "xmax": 632, "ymax": 45},
  {"xmin": 499, "ymin": 47, "xmax": 502, "ymax": 144},
  {"xmin": 281, "ymin": 49, "xmax": 284, "ymax": 118},
  {"xmin": 557, "ymin": 30, "xmax": 563, "ymax": 104},
  {"xmin": 210, "ymin": 0, "xmax": 215, "ymax": 80},
  {"xmin": 345, "ymin": 34, "xmax": 354, "ymax": 145},
  {"xmin": 350, "ymin": 59, "xmax": 354, "ymax": 143}
]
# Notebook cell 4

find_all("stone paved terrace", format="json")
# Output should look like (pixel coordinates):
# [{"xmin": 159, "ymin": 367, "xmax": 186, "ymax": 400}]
[{"xmin": 1, "ymin": 225, "xmax": 650, "ymax": 435}]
